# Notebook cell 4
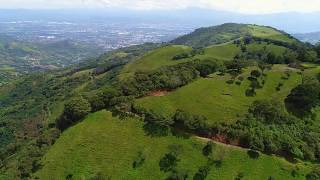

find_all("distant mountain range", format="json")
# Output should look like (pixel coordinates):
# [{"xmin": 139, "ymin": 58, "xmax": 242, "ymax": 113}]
[{"xmin": 294, "ymin": 32, "xmax": 320, "ymax": 44}]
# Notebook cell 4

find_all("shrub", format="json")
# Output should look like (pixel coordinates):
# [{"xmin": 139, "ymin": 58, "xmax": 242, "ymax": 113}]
[
  {"xmin": 247, "ymin": 150, "xmax": 260, "ymax": 159},
  {"xmin": 132, "ymin": 151, "xmax": 146, "ymax": 169},
  {"xmin": 166, "ymin": 170, "xmax": 188, "ymax": 180},
  {"xmin": 226, "ymin": 79, "xmax": 234, "ymax": 84},
  {"xmin": 237, "ymin": 76, "xmax": 244, "ymax": 81},
  {"xmin": 202, "ymin": 142, "xmax": 214, "ymax": 156},
  {"xmin": 245, "ymin": 88, "xmax": 256, "ymax": 97},
  {"xmin": 250, "ymin": 70, "xmax": 261, "ymax": 78},
  {"xmin": 193, "ymin": 166, "xmax": 210, "ymax": 180},
  {"xmin": 159, "ymin": 153, "xmax": 179, "ymax": 172}
]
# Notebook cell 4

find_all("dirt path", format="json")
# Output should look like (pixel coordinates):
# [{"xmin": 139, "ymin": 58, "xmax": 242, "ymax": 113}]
[{"xmin": 195, "ymin": 136, "xmax": 248, "ymax": 151}]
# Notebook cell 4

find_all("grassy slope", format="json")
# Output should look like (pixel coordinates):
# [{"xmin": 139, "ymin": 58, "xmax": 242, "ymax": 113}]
[
  {"xmin": 135, "ymin": 65, "xmax": 302, "ymax": 124},
  {"xmin": 119, "ymin": 45, "xmax": 192, "ymax": 80},
  {"xmin": 119, "ymin": 41, "xmax": 292, "ymax": 81},
  {"xmin": 171, "ymin": 24, "xmax": 296, "ymax": 48},
  {"xmin": 247, "ymin": 25, "xmax": 295, "ymax": 43},
  {"xmin": 35, "ymin": 110, "xmax": 310, "ymax": 180}
]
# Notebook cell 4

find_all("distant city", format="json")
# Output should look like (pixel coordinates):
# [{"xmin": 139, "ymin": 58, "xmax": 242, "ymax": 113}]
[{"xmin": 0, "ymin": 20, "xmax": 194, "ymax": 51}]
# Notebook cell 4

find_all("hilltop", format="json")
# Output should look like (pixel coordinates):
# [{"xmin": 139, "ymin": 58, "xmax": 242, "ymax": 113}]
[
  {"xmin": 0, "ymin": 23, "xmax": 320, "ymax": 179},
  {"xmin": 171, "ymin": 23, "xmax": 297, "ymax": 47}
]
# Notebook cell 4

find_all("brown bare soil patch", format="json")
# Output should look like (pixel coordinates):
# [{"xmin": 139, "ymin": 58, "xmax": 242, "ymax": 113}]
[{"xmin": 147, "ymin": 89, "xmax": 172, "ymax": 97}]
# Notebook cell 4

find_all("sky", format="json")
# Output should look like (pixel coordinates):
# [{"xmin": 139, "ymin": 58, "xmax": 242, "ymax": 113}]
[{"xmin": 0, "ymin": 0, "xmax": 320, "ymax": 14}]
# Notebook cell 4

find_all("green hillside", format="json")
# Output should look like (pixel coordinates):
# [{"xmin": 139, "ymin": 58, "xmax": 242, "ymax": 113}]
[
  {"xmin": 171, "ymin": 23, "xmax": 297, "ymax": 47},
  {"xmin": 1, "ymin": 23, "xmax": 320, "ymax": 179},
  {"xmin": 35, "ymin": 110, "xmax": 310, "ymax": 180},
  {"xmin": 135, "ymin": 65, "xmax": 302, "ymax": 124},
  {"xmin": 0, "ymin": 35, "xmax": 102, "ymax": 85}
]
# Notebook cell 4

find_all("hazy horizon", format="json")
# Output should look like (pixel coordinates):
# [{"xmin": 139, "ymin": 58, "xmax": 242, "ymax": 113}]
[
  {"xmin": 0, "ymin": 0, "xmax": 320, "ymax": 14},
  {"xmin": 0, "ymin": 8, "xmax": 320, "ymax": 33}
]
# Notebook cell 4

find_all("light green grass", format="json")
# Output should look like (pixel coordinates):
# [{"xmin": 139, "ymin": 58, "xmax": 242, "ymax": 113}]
[
  {"xmin": 247, "ymin": 42, "xmax": 290, "ymax": 56},
  {"xmin": 119, "ymin": 45, "xmax": 192, "ymax": 80},
  {"xmin": 248, "ymin": 25, "xmax": 295, "ymax": 43},
  {"xmin": 136, "ymin": 65, "xmax": 302, "ymax": 124},
  {"xmin": 35, "ymin": 110, "xmax": 310, "ymax": 179},
  {"xmin": 202, "ymin": 44, "xmax": 240, "ymax": 61}
]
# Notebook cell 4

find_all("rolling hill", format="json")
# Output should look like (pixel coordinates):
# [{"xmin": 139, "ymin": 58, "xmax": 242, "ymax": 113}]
[
  {"xmin": 0, "ymin": 23, "xmax": 320, "ymax": 179},
  {"xmin": 0, "ymin": 35, "xmax": 103, "ymax": 85}
]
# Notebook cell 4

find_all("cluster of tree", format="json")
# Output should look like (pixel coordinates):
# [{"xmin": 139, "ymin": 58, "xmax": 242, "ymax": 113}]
[
  {"xmin": 285, "ymin": 77, "xmax": 320, "ymax": 117},
  {"xmin": 245, "ymin": 69, "xmax": 264, "ymax": 97},
  {"xmin": 133, "ymin": 105, "xmax": 211, "ymax": 137},
  {"xmin": 172, "ymin": 48, "xmax": 205, "ymax": 60},
  {"xmin": 220, "ymin": 99, "xmax": 320, "ymax": 162},
  {"xmin": 56, "ymin": 96, "xmax": 92, "ymax": 130},
  {"xmin": 235, "ymin": 36, "xmax": 318, "ymax": 63},
  {"xmin": 119, "ymin": 59, "xmax": 222, "ymax": 97},
  {"xmin": 174, "ymin": 109, "xmax": 210, "ymax": 135}
]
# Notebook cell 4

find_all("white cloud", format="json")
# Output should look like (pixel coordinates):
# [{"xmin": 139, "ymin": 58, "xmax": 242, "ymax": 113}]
[{"xmin": 1, "ymin": 0, "xmax": 320, "ymax": 14}]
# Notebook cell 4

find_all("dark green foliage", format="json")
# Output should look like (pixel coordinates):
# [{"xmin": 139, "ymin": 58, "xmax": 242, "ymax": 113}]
[
  {"xmin": 159, "ymin": 153, "xmax": 179, "ymax": 172},
  {"xmin": 315, "ymin": 43, "xmax": 320, "ymax": 58},
  {"xmin": 250, "ymin": 70, "xmax": 261, "ymax": 78},
  {"xmin": 166, "ymin": 170, "xmax": 188, "ymax": 180},
  {"xmin": 247, "ymin": 150, "xmax": 260, "ymax": 159},
  {"xmin": 285, "ymin": 78, "xmax": 320, "ymax": 117},
  {"xmin": 85, "ymin": 92, "xmax": 105, "ymax": 112},
  {"xmin": 220, "ymin": 97, "xmax": 320, "ymax": 161},
  {"xmin": 306, "ymin": 166, "xmax": 320, "ymax": 180},
  {"xmin": 174, "ymin": 110, "xmax": 209, "ymax": 134},
  {"xmin": 226, "ymin": 79, "xmax": 234, "ymax": 84},
  {"xmin": 193, "ymin": 166, "xmax": 210, "ymax": 180},
  {"xmin": 194, "ymin": 60, "xmax": 221, "ymax": 77},
  {"xmin": 132, "ymin": 151, "xmax": 146, "ymax": 169},
  {"xmin": 145, "ymin": 110, "xmax": 174, "ymax": 128},
  {"xmin": 173, "ymin": 52, "xmax": 191, "ymax": 60},
  {"xmin": 202, "ymin": 142, "xmax": 214, "ymax": 157},
  {"xmin": 245, "ymin": 88, "xmax": 256, "ymax": 97},
  {"xmin": 225, "ymin": 60, "xmax": 246, "ymax": 74},
  {"xmin": 57, "ymin": 96, "xmax": 91, "ymax": 130},
  {"xmin": 249, "ymin": 100, "xmax": 293, "ymax": 124}
]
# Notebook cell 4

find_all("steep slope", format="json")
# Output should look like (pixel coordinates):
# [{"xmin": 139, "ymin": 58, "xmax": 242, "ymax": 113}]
[{"xmin": 35, "ymin": 110, "xmax": 310, "ymax": 180}]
